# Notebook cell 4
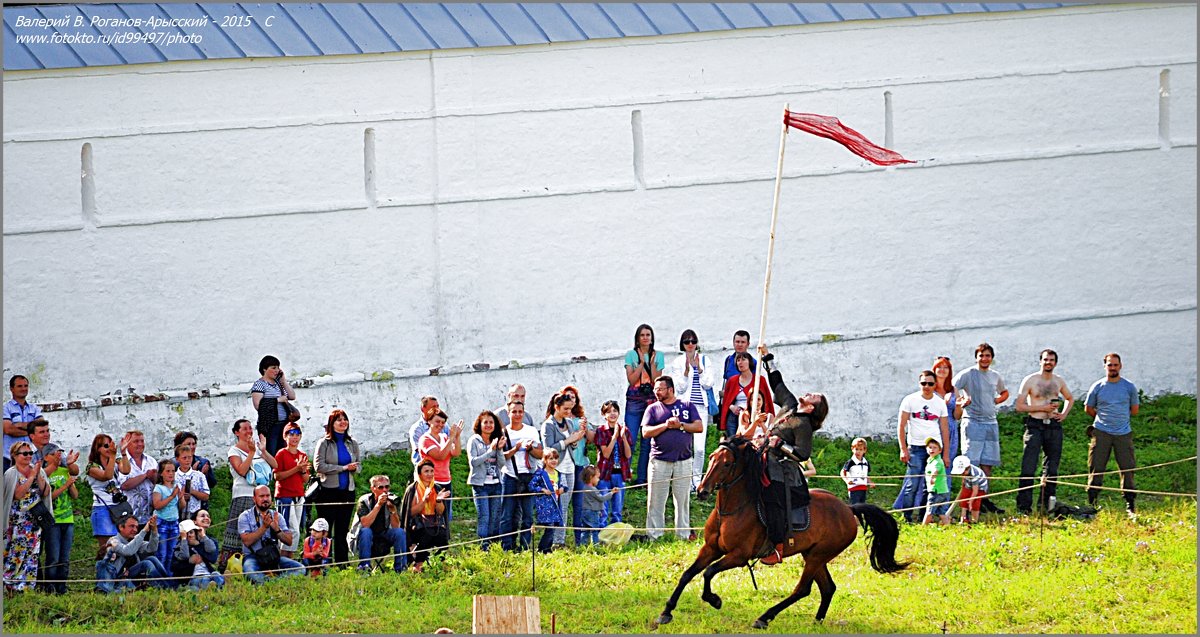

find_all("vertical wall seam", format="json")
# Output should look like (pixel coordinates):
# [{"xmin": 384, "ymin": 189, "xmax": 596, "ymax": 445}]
[
  {"xmin": 883, "ymin": 90, "xmax": 894, "ymax": 151},
  {"xmin": 364, "ymin": 127, "xmax": 377, "ymax": 208},
  {"xmin": 81, "ymin": 142, "xmax": 97, "ymax": 230},
  {"xmin": 429, "ymin": 53, "xmax": 446, "ymax": 366},
  {"xmin": 1158, "ymin": 68, "xmax": 1171, "ymax": 149},
  {"xmin": 631, "ymin": 109, "xmax": 645, "ymax": 190}
]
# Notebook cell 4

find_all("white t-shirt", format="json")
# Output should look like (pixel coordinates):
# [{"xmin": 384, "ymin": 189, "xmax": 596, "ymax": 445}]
[
  {"xmin": 898, "ymin": 391, "xmax": 948, "ymax": 446},
  {"xmin": 227, "ymin": 445, "xmax": 263, "ymax": 500},
  {"xmin": 86, "ymin": 469, "xmax": 118, "ymax": 507},
  {"xmin": 500, "ymin": 425, "xmax": 543, "ymax": 479}
]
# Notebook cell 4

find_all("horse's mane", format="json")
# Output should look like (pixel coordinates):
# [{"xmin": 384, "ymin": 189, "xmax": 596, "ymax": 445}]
[{"xmin": 725, "ymin": 436, "xmax": 765, "ymax": 501}]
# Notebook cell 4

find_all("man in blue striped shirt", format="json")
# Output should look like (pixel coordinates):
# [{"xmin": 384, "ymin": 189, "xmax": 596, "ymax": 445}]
[{"xmin": 3, "ymin": 374, "xmax": 42, "ymax": 471}]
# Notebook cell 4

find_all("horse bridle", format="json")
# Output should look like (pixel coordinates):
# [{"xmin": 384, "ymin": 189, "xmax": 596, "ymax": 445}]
[{"xmin": 711, "ymin": 439, "xmax": 753, "ymax": 517}]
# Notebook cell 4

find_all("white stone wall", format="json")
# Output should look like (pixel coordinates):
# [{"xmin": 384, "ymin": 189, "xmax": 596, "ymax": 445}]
[{"xmin": 3, "ymin": 4, "xmax": 1196, "ymax": 461}]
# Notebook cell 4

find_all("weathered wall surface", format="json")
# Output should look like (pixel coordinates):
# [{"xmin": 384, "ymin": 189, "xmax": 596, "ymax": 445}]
[{"xmin": 3, "ymin": 4, "xmax": 1196, "ymax": 461}]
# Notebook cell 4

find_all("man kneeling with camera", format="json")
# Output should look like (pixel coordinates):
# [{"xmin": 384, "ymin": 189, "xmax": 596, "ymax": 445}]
[
  {"xmin": 350, "ymin": 474, "xmax": 409, "ymax": 573},
  {"xmin": 238, "ymin": 485, "xmax": 304, "ymax": 584}
]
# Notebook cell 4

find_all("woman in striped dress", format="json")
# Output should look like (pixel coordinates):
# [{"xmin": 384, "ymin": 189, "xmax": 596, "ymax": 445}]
[{"xmin": 668, "ymin": 329, "xmax": 718, "ymax": 491}]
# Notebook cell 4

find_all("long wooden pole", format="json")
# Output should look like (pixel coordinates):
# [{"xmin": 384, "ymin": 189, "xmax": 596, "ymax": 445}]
[{"xmin": 750, "ymin": 104, "xmax": 790, "ymax": 427}]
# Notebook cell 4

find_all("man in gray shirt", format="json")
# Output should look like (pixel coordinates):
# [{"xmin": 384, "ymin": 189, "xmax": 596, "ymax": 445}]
[{"xmin": 953, "ymin": 342, "xmax": 1009, "ymax": 514}]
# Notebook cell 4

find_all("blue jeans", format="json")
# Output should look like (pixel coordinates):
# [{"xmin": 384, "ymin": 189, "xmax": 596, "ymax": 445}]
[
  {"xmin": 578, "ymin": 509, "xmax": 603, "ymax": 545},
  {"xmin": 892, "ymin": 445, "xmax": 929, "ymax": 522},
  {"xmin": 187, "ymin": 572, "xmax": 225, "ymax": 589},
  {"xmin": 472, "ymin": 483, "xmax": 503, "ymax": 549},
  {"xmin": 95, "ymin": 556, "xmax": 170, "ymax": 593},
  {"xmin": 499, "ymin": 474, "xmax": 534, "ymax": 551},
  {"xmin": 242, "ymin": 554, "xmax": 305, "ymax": 584},
  {"xmin": 156, "ymin": 520, "xmax": 179, "ymax": 568},
  {"xmin": 437, "ymin": 481, "xmax": 453, "ymax": 527},
  {"xmin": 41, "ymin": 522, "xmax": 74, "ymax": 594},
  {"xmin": 357, "ymin": 526, "xmax": 409, "ymax": 572},
  {"xmin": 625, "ymin": 398, "xmax": 652, "ymax": 483},
  {"xmin": 571, "ymin": 467, "xmax": 591, "ymax": 544},
  {"xmin": 596, "ymin": 474, "xmax": 625, "ymax": 524}
]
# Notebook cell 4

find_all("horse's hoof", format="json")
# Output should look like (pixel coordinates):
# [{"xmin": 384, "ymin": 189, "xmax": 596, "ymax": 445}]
[
  {"xmin": 752, "ymin": 619, "xmax": 769, "ymax": 630},
  {"xmin": 702, "ymin": 593, "xmax": 722, "ymax": 610},
  {"xmin": 656, "ymin": 613, "xmax": 673, "ymax": 625}
]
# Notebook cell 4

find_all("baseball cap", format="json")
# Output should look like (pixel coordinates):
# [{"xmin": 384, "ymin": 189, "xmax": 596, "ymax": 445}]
[
  {"xmin": 924, "ymin": 437, "xmax": 941, "ymax": 448},
  {"xmin": 40, "ymin": 443, "xmax": 62, "ymax": 460},
  {"xmin": 310, "ymin": 517, "xmax": 329, "ymax": 532},
  {"xmin": 179, "ymin": 519, "xmax": 199, "ymax": 534},
  {"xmin": 951, "ymin": 455, "xmax": 971, "ymax": 474}
]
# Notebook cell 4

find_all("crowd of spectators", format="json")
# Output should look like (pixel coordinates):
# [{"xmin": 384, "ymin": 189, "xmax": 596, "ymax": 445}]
[{"xmin": 2, "ymin": 336, "xmax": 1145, "ymax": 593}]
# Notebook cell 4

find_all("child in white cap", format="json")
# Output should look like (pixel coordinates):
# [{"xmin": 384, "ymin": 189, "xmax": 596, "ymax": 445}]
[
  {"xmin": 302, "ymin": 518, "xmax": 333, "ymax": 577},
  {"xmin": 952, "ymin": 455, "xmax": 989, "ymax": 524},
  {"xmin": 923, "ymin": 438, "xmax": 951, "ymax": 525}
]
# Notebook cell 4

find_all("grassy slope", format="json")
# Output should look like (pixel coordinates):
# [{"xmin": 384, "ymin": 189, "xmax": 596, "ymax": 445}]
[{"xmin": 3, "ymin": 394, "xmax": 1195, "ymax": 633}]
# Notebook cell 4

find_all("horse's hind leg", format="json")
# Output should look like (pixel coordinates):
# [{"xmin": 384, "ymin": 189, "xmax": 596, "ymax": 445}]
[
  {"xmin": 751, "ymin": 557, "xmax": 821, "ymax": 629},
  {"xmin": 658, "ymin": 542, "xmax": 724, "ymax": 625},
  {"xmin": 812, "ymin": 563, "xmax": 837, "ymax": 621},
  {"xmin": 700, "ymin": 553, "xmax": 748, "ymax": 610}
]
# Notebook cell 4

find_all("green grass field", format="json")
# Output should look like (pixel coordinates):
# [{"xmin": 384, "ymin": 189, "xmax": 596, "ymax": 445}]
[{"xmin": 3, "ymin": 394, "xmax": 1195, "ymax": 633}]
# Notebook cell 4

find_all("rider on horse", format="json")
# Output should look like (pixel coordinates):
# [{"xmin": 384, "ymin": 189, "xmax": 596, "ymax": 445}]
[{"xmin": 740, "ymin": 344, "xmax": 829, "ymax": 565}]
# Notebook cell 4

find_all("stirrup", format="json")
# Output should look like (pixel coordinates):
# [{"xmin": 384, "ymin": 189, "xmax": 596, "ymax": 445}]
[{"xmin": 760, "ymin": 544, "xmax": 785, "ymax": 566}]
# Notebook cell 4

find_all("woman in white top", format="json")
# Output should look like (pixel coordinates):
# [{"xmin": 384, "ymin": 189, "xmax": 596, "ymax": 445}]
[{"xmin": 668, "ymin": 329, "xmax": 717, "ymax": 489}]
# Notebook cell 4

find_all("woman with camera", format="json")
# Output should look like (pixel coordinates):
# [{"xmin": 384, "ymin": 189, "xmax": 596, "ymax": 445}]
[
  {"xmin": 623, "ymin": 324, "xmax": 664, "ymax": 486},
  {"xmin": 220, "ymin": 419, "xmax": 277, "ymax": 571},
  {"xmin": 3, "ymin": 440, "xmax": 53, "ymax": 592},
  {"xmin": 313, "ymin": 409, "xmax": 360, "ymax": 567},
  {"xmin": 84, "ymin": 433, "xmax": 132, "ymax": 560}
]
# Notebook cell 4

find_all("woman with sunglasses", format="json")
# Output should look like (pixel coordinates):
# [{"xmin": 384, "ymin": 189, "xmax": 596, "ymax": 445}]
[
  {"xmin": 84, "ymin": 433, "xmax": 132, "ymax": 560},
  {"xmin": 667, "ymin": 329, "xmax": 717, "ymax": 492},
  {"xmin": 931, "ymin": 357, "xmax": 960, "ymax": 461},
  {"xmin": 3, "ymin": 441, "xmax": 53, "ymax": 592}
]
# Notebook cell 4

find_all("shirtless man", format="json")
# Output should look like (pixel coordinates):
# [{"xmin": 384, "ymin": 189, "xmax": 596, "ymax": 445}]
[{"xmin": 1013, "ymin": 349, "xmax": 1074, "ymax": 515}]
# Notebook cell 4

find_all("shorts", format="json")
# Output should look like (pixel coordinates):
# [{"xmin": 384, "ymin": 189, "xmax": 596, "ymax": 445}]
[
  {"xmin": 961, "ymin": 419, "xmax": 1002, "ymax": 467},
  {"xmin": 925, "ymin": 492, "xmax": 951, "ymax": 517},
  {"xmin": 91, "ymin": 506, "xmax": 118, "ymax": 536},
  {"xmin": 957, "ymin": 485, "xmax": 987, "ymax": 512}
]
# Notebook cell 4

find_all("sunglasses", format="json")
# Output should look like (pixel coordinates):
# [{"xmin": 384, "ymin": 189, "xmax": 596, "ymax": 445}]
[
  {"xmin": 13, "ymin": 451, "xmax": 34, "ymax": 457},
  {"xmin": 373, "ymin": 484, "xmax": 391, "ymax": 489},
  {"xmin": 919, "ymin": 382, "xmax": 935, "ymax": 387},
  {"xmin": 285, "ymin": 430, "xmax": 302, "ymax": 435},
  {"xmin": 936, "ymin": 356, "xmax": 951, "ymax": 362},
  {"xmin": 682, "ymin": 339, "xmax": 697, "ymax": 345}
]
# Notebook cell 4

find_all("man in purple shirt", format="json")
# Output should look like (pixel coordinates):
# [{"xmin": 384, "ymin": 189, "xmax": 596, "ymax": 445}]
[{"xmin": 641, "ymin": 376, "xmax": 703, "ymax": 541}]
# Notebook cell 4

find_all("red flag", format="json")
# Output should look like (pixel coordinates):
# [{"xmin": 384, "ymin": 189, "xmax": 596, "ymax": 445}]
[{"xmin": 784, "ymin": 111, "xmax": 914, "ymax": 166}]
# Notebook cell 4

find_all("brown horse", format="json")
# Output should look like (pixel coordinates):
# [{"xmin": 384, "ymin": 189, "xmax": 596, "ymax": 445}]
[{"xmin": 656, "ymin": 436, "xmax": 909, "ymax": 629}]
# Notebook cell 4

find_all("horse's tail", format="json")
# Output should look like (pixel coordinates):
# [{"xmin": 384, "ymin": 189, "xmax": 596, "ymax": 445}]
[{"xmin": 850, "ymin": 503, "xmax": 910, "ymax": 574}]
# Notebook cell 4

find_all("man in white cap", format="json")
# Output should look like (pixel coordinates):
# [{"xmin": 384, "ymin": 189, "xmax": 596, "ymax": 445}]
[{"xmin": 174, "ymin": 517, "xmax": 222, "ymax": 590}]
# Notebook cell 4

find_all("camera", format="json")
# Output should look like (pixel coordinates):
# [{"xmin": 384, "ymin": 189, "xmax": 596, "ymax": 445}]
[
  {"xmin": 385, "ymin": 493, "xmax": 399, "ymax": 505},
  {"xmin": 105, "ymin": 483, "xmax": 128, "ymax": 504}
]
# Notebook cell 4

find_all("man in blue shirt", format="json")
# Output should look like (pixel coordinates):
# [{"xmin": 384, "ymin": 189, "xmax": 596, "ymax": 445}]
[
  {"xmin": 722, "ymin": 330, "xmax": 758, "ymax": 381},
  {"xmin": 3, "ymin": 375, "xmax": 42, "ymax": 471},
  {"xmin": 1084, "ymin": 353, "xmax": 1140, "ymax": 515}
]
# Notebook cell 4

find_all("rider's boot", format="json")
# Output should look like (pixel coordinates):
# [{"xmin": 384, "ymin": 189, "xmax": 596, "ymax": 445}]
[{"xmin": 760, "ymin": 543, "xmax": 785, "ymax": 566}]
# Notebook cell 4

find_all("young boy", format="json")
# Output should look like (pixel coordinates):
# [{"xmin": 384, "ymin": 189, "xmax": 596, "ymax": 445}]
[
  {"xmin": 41, "ymin": 444, "xmax": 78, "ymax": 594},
  {"xmin": 174, "ymin": 447, "xmax": 210, "ymax": 519},
  {"xmin": 840, "ymin": 437, "xmax": 874, "ymax": 505},
  {"xmin": 923, "ymin": 438, "xmax": 951, "ymax": 525},
  {"xmin": 302, "ymin": 518, "xmax": 333, "ymax": 578},
  {"xmin": 951, "ymin": 455, "xmax": 989, "ymax": 524},
  {"xmin": 576, "ymin": 465, "xmax": 619, "ymax": 545}
]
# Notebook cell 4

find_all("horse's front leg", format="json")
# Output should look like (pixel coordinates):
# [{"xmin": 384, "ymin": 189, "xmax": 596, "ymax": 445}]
[
  {"xmin": 657, "ymin": 540, "xmax": 724, "ymax": 625},
  {"xmin": 700, "ymin": 552, "xmax": 750, "ymax": 610}
]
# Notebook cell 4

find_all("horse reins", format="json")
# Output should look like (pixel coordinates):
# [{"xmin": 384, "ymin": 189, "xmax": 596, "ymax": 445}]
[{"xmin": 712, "ymin": 440, "xmax": 754, "ymax": 517}]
